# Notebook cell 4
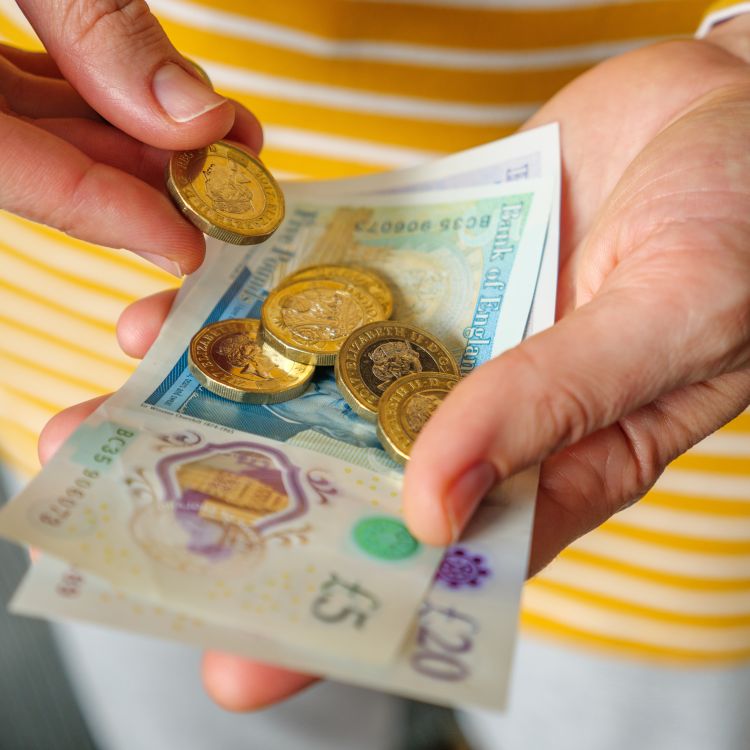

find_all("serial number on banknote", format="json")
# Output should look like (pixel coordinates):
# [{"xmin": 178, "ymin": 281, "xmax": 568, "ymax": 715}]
[
  {"xmin": 37, "ymin": 426, "xmax": 136, "ymax": 528},
  {"xmin": 38, "ymin": 467, "xmax": 101, "ymax": 528},
  {"xmin": 355, "ymin": 214, "xmax": 493, "ymax": 235}
]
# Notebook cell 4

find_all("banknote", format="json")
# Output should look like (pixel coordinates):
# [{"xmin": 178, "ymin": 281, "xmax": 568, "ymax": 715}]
[
  {"xmin": 12, "ymin": 245, "xmax": 554, "ymax": 708},
  {"xmin": 1, "ymin": 124, "xmax": 559, "ymax": 703},
  {"xmin": 140, "ymin": 183, "xmax": 551, "ymax": 469},
  {"xmin": 13, "ymin": 472, "xmax": 537, "ymax": 711},
  {"xmin": 303, "ymin": 122, "xmax": 560, "ymax": 337}
]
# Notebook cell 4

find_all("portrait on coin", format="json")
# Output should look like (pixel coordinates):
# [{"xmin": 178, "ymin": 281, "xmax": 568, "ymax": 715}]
[{"xmin": 214, "ymin": 332, "xmax": 276, "ymax": 380}]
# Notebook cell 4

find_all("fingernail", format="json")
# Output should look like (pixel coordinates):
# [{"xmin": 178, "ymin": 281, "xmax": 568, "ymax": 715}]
[
  {"xmin": 152, "ymin": 63, "xmax": 227, "ymax": 123},
  {"xmin": 445, "ymin": 462, "xmax": 497, "ymax": 542},
  {"xmin": 138, "ymin": 251, "xmax": 183, "ymax": 278}
]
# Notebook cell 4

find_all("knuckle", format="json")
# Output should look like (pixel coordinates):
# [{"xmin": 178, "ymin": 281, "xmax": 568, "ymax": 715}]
[
  {"xmin": 47, "ymin": 161, "xmax": 99, "ymax": 237},
  {"xmin": 538, "ymin": 380, "xmax": 593, "ymax": 455},
  {"xmin": 613, "ymin": 447, "xmax": 659, "ymax": 511},
  {"xmin": 612, "ymin": 412, "xmax": 671, "ymax": 511},
  {"xmin": 62, "ymin": 0, "xmax": 161, "ymax": 51}
]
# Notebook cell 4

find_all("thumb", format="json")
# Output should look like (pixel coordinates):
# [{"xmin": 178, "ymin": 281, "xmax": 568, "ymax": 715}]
[
  {"xmin": 402, "ymin": 273, "xmax": 744, "ymax": 546},
  {"xmin": 18, "ymin": 0, "xmax": 233, "ymax": 149}
]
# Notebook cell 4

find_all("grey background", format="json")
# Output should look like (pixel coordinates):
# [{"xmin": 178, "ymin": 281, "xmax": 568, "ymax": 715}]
[{"xmin": 0, "ymin": 471, "xmax": 96, "ymax": 750}]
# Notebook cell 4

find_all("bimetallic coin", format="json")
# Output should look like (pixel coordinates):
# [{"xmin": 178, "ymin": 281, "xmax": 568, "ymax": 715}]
[
  {"xmin": 377, "ymin": 372, "xmax": 460, "ymax": 464},
  {"xmin": 261, "ymin": 279, "xmax": 386, "ymax": 366},
  {"xmin": 335, "ymin": 321, "xmax": 459, "ymax": 421},
  {"xmin": 188, "ymin": 318, "xmax": 314, "ymax": 403},
  {"xmin": 280, "ymin": 265, "xmax": 394, "ymax": 319},
  {"xmin": 167, "ymin": 141, "xmax": 284, "ymax": 245}
]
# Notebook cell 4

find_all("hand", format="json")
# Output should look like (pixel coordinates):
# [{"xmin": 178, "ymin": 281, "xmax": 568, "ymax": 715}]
[
  {"xmin": 37, "ymin": 20, "xmax": 750, "ymax": 710},
  {"xmin": 406, "ymin": 24, "xmax": 750, "ymax": 570},
  {"xmin": 2, "ymin": 1, "xmax": 262, "ymax": 274}
]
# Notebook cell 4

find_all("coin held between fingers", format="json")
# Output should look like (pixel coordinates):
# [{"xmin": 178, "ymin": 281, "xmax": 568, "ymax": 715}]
[{"xmin": 167, "ymin": 141, "xmax": 284, "ymax": 245}]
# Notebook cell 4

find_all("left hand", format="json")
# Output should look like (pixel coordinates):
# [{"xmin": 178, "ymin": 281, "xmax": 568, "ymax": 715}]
[{"xmin": 39, "ymin": 17, "xmax": 750, "ymax": 710}]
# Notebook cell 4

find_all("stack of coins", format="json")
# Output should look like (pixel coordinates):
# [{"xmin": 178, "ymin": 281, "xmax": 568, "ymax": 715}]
[
  {"xmin": 187, "ymin": 264, "xmax": 463, "ymax": 463},
  {"xmin": 187, "ymin": 264, "xmax": 392, "ymax": 401},
  {"xmin": 164, "ymin": 86, "xmax": 463, "ymax": 461},
  {"xmin": 187, "ymin": 318, "xmax": 315, "ymax": 404}
]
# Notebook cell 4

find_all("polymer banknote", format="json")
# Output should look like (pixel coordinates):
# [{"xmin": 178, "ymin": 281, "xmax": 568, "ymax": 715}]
[
  {"xmin": 14, "ymin": 478, "xmax": 537, "ymax": 711},
  {"xmin": 3, "ymin": 124, "xmax": 560, "ymax": 706}
]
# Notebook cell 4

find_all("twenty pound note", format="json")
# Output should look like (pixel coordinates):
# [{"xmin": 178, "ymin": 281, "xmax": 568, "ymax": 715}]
[
  {"xmin": 2, "ymin": 124, "xmax": 559, "ymax": 706},
  {"xmin": 14, "ymin": 475, "xmax": 539, "ymax": 711}
]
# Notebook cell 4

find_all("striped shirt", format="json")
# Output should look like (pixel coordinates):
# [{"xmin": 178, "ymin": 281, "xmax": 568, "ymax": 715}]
[{"xmin": 0, "ymin": 0, "xmax": 748, "ymax": 669}]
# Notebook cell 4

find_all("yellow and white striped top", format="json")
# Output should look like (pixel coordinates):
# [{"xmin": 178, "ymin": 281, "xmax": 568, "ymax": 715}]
[{"xmin": 0, "ymin": 0, "xmax": 748, "ymax": 667}]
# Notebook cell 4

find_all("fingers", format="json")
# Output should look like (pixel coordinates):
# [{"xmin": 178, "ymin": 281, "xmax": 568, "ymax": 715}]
[
  {"xmin": 403, "ymin": 275, "xmax": 743, "ymax": 546},
  {"xmin": 117, "ymin": 288, "xmax": 178, "ymax": 357},
  {"xmin": 202, "ymin": 651, "xmax": 317, "ymax": 712},
  {"xmin": 226, "ymin": 102, "xmax": 264, "ymax": 155},
  {"xmin": 0, "ymin": 112, "xmax": 204, "ymax": 274},
  {"xmin": 35, "ymin": 96, "xmax": 264, "ymax": 193},
  {"xmin": 0, "ymin": 44, "xmax": 62, "ymax": 77},
  {"xmin": 38, "ymin": 394, "xmax": 109, "ymax": 465},
  {"xmin": 35, "ymin": 118, "xmax": 168, "ymax": 190},
  {"xmin": 0, "ymin": 57, "xmax": 96, "ymax": 119},
  {"xmin": 17, "ymin": 0, "xmax": 235, "ymax": 149},
  {"xmin": 528, "ymin": 368, "xmax": 750, "ymax": 575}
]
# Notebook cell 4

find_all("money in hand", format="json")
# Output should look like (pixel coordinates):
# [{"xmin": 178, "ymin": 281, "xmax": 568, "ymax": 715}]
[{"xmin": 0, "ymin": 124, "xmax": 561, "ymax": 710}]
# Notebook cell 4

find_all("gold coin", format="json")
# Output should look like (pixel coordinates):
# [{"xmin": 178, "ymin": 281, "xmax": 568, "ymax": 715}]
[
  {"xmin": 280, "ymin": 265, "xmax": 393, "ymax": 319},
  {"xmin": 187, "ymin": 318, "xmax": 314, "ymax": 403},
  {"xmin": 166, "ymin": 141, "xmax": 285, "ymax": 245},
  {"xmin": 261, "ymin": 279, "xmax": 387, "ymax": 365},
  {"xmin": 335, "ymin": 322, "xmax": 458, "ymax": 421},
  {"xmin": 377, "ymin": 372, "xmax": 460, "ymax": 464}
]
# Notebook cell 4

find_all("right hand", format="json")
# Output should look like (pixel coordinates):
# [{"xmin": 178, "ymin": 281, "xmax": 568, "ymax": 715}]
[{"xmin": 2, "ymin": 0, "xmax": 263, "ymax": 275}]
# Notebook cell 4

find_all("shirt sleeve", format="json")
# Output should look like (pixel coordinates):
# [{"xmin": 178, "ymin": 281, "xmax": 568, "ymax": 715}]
[{"xmin": 697, "ymin": 1, "xmax": 750, "ymax": 37}]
